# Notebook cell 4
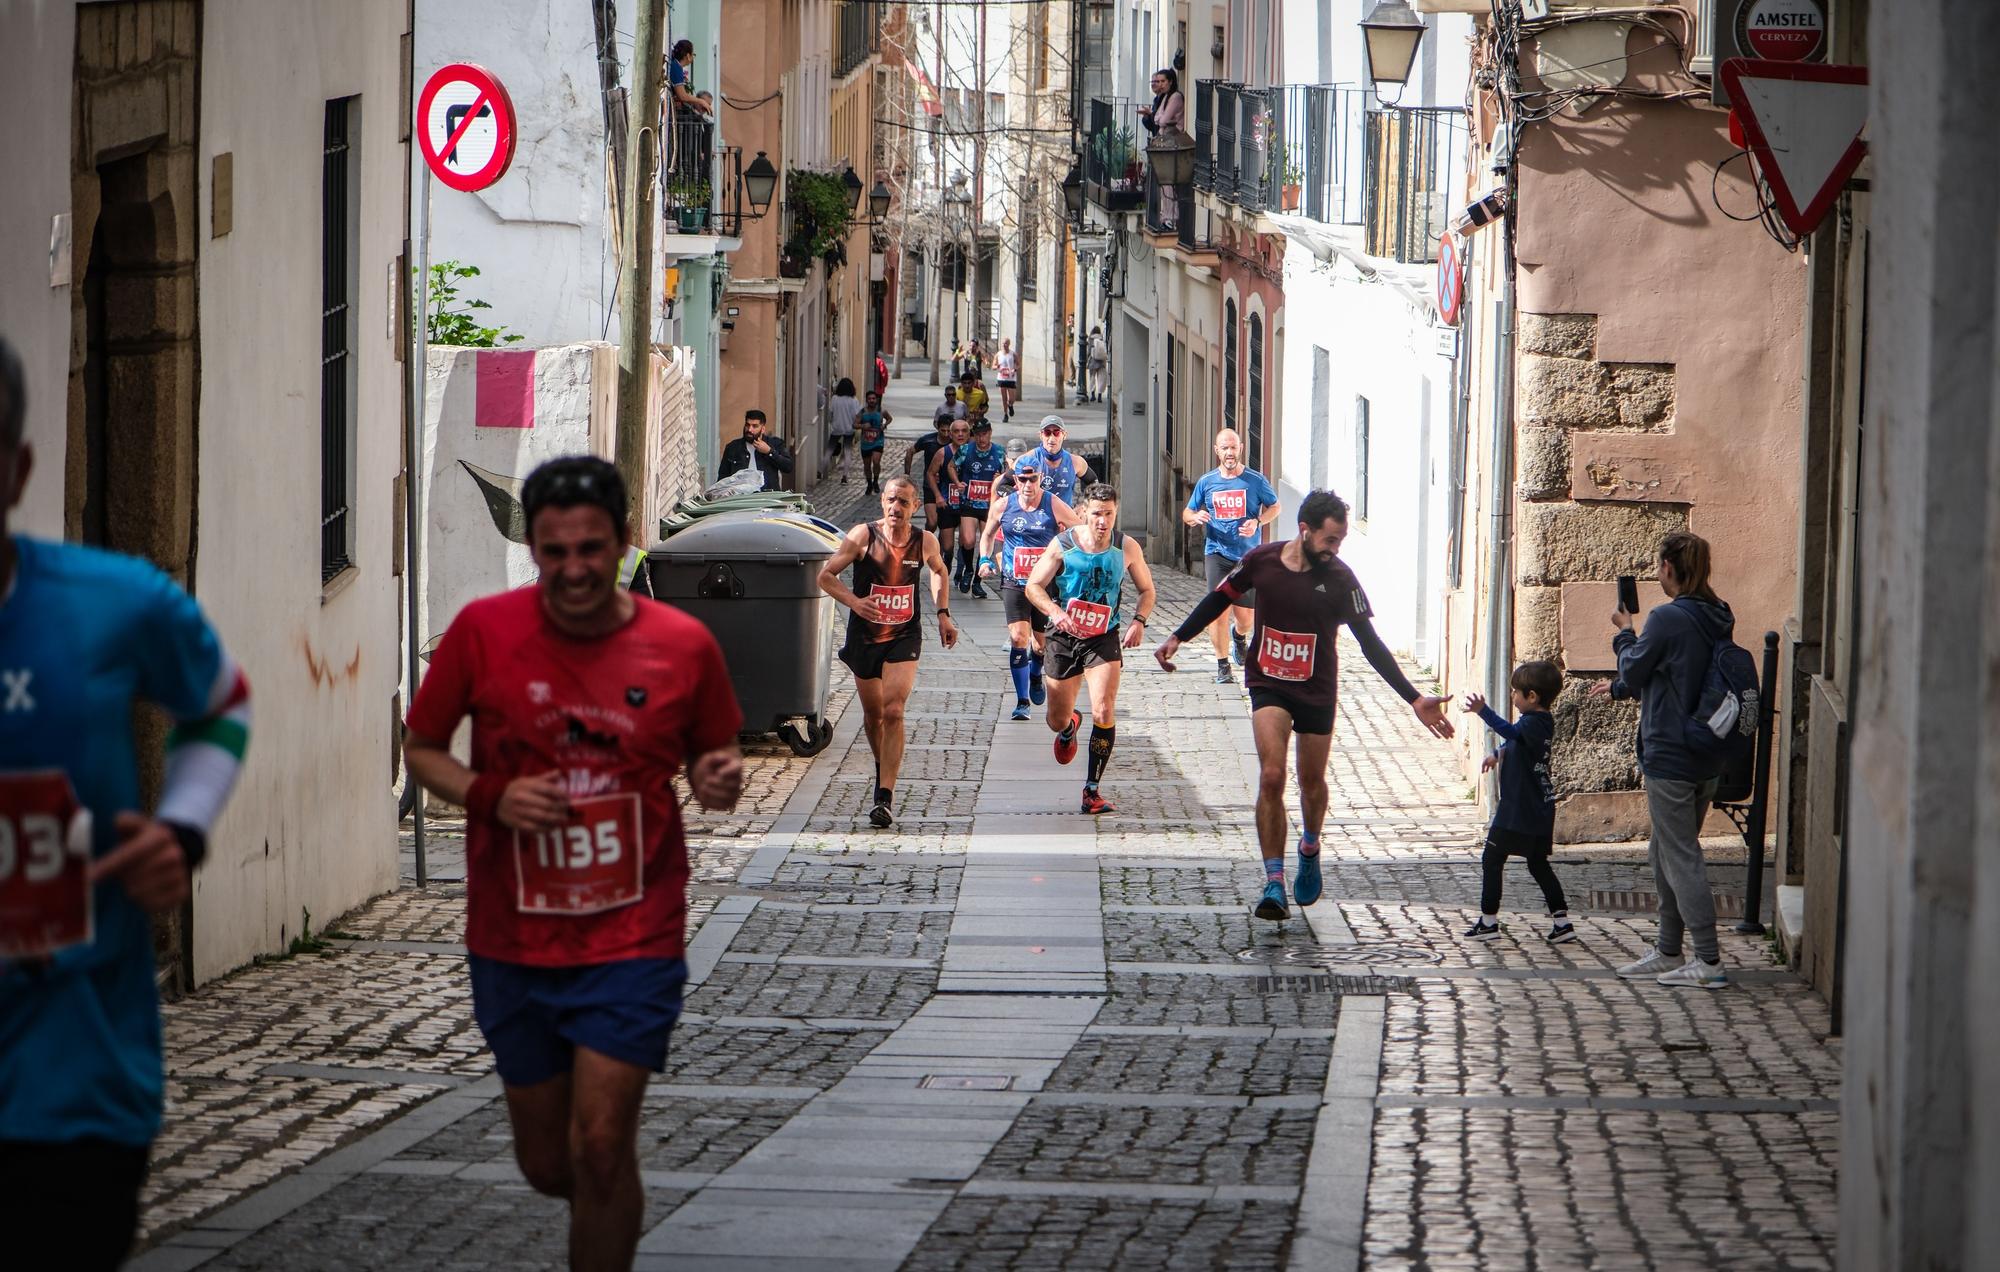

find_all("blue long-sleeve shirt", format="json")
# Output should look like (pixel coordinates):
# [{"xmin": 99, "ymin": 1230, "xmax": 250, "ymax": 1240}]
[{"xmin": 1477, "ymin": 705, "xmax": 1556, "ymax": 837}]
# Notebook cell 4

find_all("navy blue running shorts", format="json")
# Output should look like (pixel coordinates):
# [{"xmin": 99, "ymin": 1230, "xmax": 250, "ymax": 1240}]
[{"xmin": 469, "ymin": 954, "xmax": 687, "ymax": 1087}]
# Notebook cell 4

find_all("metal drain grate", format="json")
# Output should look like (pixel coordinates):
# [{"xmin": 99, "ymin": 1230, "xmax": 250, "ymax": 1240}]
[
  {"xmin": 920, "ymin": 1074, "xmax": 1014, "ymax": 1090},
  {"xmin": 1255, "ymin": 973, "xmax": 1418, "ymax": 995},
  {"xmin": 1588, "ymin": 889, "xmax": 1744, "ymax": 920},
  {"xmin": 1234, "ymin": 944, "xmax": 1445, "ymax": 968}
]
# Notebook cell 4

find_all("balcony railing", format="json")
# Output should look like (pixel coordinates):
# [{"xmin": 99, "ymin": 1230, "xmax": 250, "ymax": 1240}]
[
  {"xmin": 1196, "ymin": 79, "xmax": 1464, "ymax": 261},
  {"xmin": 835, "ymin": 1, "xmax": 878, "ymax": 78},
  {"xmin": 662, "ymin": 113, "xmax": 717, "ymax": 231},
  {"xmin": 1363, "ymin": 106, "xmax": 1466, "ymax": 264},
  {"xmin": 1083, "ymin": 95, "xmax": 1141, "ymax": 212}
]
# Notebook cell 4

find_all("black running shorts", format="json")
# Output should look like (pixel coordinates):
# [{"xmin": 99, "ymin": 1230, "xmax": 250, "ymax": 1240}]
[
  {"xmin": 1248, "ymin": 685, "xmax": 1335, "ymax": 736},
  {"xmin": 931, "ymin": 505, "xmax": 961, "ymax": 532},
  {"xmin": 1001, "ymin": 585, "xmax": 1049, "ymax": 631},
  {"xmin": 1205, "ymin": 553, "xmax": 1255, "ymax": 606},
  {"xmin": 839, "ymin": 630, "xmax": 922, "ymax": 680},
  {"xmin": 1044, "ymin": 629, "xmax": 1122, "ymax": 680}
]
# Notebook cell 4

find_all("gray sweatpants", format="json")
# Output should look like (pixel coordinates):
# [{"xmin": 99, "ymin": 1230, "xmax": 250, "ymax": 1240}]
[{"xmin": 1646, "ymin": 776, "xmax": 1720, "ymax": 963}]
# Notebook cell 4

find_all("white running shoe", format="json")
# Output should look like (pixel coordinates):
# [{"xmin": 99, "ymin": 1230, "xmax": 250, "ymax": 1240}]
[
  {"xmin": 1614, "ymin": 948, "xmax": 1679, "ymax": 980},
  {"xmin": 1656, "ymin": 957, "xmax": 1728, "ymax": 989}
]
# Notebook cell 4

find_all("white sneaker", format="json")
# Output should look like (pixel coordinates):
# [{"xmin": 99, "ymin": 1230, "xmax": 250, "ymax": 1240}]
[
  {"xmin": 1615, "ymin": 948, "xmax": 1679, "ymax": 979},
  {"xmin": 1656, "ymin": 957, "xmax": 1728, "ymax": 989}
]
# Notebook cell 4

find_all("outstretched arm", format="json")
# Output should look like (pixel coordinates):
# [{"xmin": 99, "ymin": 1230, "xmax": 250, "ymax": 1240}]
[
  {"xmin": 922, "ymin": 531, "xmax": 960, "ymax": 648},
  {"xmin": 1351, "ymin": 616, "xmax": 1454, "ymax": 739}
]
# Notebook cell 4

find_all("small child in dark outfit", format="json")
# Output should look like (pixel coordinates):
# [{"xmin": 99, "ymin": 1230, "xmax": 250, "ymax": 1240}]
[{"xmin": 1462, "ymin": 660, "xmax": 1574, "ymax": 943}]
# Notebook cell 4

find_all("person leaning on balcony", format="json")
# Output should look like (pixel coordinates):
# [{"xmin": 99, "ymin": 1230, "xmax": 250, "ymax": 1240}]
[
  {"xmin": 669, "ymin": 39, "xmax": 709, "ymax": 118},
  {"xmin": 718, "ymin": 409, "xmax": 793, "ymax": 491},
  {"xmin": 1137, "ymin": 67, "xmax": 1186, "ymax": 229}
]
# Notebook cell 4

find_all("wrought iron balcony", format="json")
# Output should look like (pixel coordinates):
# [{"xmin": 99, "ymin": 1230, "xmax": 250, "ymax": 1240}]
[
  {"xmin": 1083, "ymin": 95, "xmax": 1142, "ymax": 212},
  {"xmin": 662, "ymin": 113, "xmax": 717, "ymax": 232},
  {"xmin": 1363, "ymin": 106, "xmax": 1466, "ymax": 264}
]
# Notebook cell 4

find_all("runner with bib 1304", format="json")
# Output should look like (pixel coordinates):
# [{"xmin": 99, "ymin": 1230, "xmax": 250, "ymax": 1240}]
[
  {"xmin": 1155, "ymin": 490, "xmax": 1453, "ymax": 922},
  {"xmin": 979, "ymin": 456, "xmax": 1078, "ymax": 720}
]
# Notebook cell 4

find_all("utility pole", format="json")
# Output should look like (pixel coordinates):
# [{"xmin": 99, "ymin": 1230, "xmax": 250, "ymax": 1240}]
[
  {"xmin": 928, "ymin": 0, "xmax": 945, "ymax": 386},
  {"xmin": 614, "ymin": 0, "xmax": 666, "ymax": 532}
]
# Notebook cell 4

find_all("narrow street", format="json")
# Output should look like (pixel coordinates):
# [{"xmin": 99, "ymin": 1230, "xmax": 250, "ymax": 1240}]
[{"xmin": 131, "ymin": 446, "xmax": 1838, "ymax": 1271}]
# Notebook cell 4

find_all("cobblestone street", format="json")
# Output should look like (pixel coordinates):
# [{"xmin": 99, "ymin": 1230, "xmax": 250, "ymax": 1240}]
[{"xmin": 131, "ymin": 471, "xmax": 1839, "ymax": 1271}]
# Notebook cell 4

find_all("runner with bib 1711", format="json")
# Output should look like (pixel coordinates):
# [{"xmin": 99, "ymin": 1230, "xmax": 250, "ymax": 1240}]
[
  {"xmin": 1155, "ymin": 490, "xmax": 1454, "ymax": 922},
  {"xmin": 978, "ymin": 456, "xmax": 1078, "ymax": 721},
  {"xmin": 1024, "ymin": 484, "xmax": 1157, "ymax": 815},
  {"xmin": 405, "ymin": 456, "xmax": 746, "ymax": 1272},
  {"xmin": 818, "ymin": 476, "xmax": 961, "ymax": 827}
]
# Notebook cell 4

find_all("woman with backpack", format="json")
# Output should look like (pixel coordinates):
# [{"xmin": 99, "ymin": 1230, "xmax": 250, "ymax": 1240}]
[{"xmin": 1591, "ymin": 530, "xmax": 1738, "ymax": 989}]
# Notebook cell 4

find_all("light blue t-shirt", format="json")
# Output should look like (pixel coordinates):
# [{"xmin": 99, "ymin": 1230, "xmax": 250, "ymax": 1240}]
[
  {"xmin": 1187, "ymin": 467, "xmax": 1278, "ymax": 561},
  {"xmin": 0, "ymin": 537, "xmax": 228, "ymax": 1147}
]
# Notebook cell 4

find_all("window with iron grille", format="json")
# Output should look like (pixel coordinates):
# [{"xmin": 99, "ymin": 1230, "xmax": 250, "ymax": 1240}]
[
  {"xmin": 1247, "ymin": 312, "xmax": 1264, "ymax": 471},
  {"xmin": 321, "ymin": 97, "xmax": 359, "ymax": 582},
  {"xmin": 1223, "ymin": 298, "xmax": 1238, "ymax": 431}
]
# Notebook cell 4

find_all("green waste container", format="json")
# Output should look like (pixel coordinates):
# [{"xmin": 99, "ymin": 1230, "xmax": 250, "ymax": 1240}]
[{"xmin": 646, "ymin": 510, "xmax": 844, "ymax": 755}]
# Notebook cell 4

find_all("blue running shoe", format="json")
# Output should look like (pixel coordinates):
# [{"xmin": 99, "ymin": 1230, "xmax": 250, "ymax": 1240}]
[
  {"xmin": 1293, "ymin": 847, "xmax": 1322, "ymax": 907},
  {"xmin": 1010, "ymin": 701, "xmax": 1032, "ymax": 721},
  {"xmin": 1028, "ymin": 673, "xmax": 1046, "ymax": 706},
  {"xmin": 1254, "ymin": 880, "xmax": 1289, "ymax": 922}
]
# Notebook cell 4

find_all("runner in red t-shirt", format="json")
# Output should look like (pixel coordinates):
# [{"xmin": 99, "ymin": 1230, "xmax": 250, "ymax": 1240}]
[
  {"xmin": 404, "ymin": 456, "xmax": 743, "ymax": 1271},
  {"xmin": 1155, "ymin": 490, "xmax": 1453, "ymax": 923}
]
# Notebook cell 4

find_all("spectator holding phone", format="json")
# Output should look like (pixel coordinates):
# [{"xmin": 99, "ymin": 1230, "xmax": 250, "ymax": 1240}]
[{"xmin": 1591, "ymin": 531, "xmax": 1736, "ymax": 989}]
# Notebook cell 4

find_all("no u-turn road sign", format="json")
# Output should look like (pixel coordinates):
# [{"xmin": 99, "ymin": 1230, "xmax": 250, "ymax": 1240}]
[{"xmin": 418, "ymin": 63, "xmax": 517, "ymax": 192}]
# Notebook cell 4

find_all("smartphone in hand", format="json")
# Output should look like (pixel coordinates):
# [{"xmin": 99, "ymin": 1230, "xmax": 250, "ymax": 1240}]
[{"xmin": 1617, "ymin": 575, "xmax": 1641, "ymax": 615}]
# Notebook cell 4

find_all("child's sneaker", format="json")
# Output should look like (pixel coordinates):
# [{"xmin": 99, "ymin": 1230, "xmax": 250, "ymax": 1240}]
[
  {"xmin": 1544, "ymin": 921, "xmax": 1578, "ymax": 945},
  {"xmin": 1463, "ymin": 919, "xmax": 1501, "ymax": 941}
]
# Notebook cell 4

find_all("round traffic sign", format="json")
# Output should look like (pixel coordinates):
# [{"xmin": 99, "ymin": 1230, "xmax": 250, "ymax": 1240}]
[
  {"xmin": 1737, "ymin": 0, "xmax": 1825, "ymax": 62},
  {"xmin": 1435, "ymin": 233, "xmax": 1463, "ymax": 327},
  {"xmin": 417, "ymin": 63, "xmax": 517, "ymax": 192}
]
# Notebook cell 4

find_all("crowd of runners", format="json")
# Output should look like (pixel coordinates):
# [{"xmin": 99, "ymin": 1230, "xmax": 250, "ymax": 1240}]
[{"xmin": 3, "ymin": 312, "xmax": 1743, "ymax": 1271}]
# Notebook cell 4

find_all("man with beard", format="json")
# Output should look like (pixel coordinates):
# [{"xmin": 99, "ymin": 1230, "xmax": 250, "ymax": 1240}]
[{"xmin": 1154, "ymin": 491, "xmax": 1454, "ymax": 922}]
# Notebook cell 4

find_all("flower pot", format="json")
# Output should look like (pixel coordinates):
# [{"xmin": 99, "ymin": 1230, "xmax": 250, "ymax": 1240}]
[
  {"xmin": 677, "ymin": 208, "xmax": 701, "ymax": 231},
  {"xmin": 1282, "ymin": 184, "xmax": 1301, "ymax": 212}
]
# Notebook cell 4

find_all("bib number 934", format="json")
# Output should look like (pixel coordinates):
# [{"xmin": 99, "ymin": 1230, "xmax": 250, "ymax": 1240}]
[{"xmin": 0, "ymin": 771, "xmax": 94, "ymax": 959}]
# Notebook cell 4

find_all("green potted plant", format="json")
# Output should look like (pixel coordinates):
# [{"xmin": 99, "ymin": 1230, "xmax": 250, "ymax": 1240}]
[{"xmin": 1277, "ymin": 142, "xmax": 1303, "ymax": 212}]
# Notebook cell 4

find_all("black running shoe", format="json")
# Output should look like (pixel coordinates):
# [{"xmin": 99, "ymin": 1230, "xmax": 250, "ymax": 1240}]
[
  {"xmin": 868, "ymin": 801, "xmax": 894, "ymax": 828},
  {"xmin": 1464, "ymin": 920, "xmax": 1502, "ymax": 941}
]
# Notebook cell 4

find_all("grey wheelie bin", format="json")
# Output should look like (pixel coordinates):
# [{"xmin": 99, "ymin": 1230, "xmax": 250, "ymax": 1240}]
[{"xmin": 646, "ymin": 509, "xmax": 844, "ymax": 756}]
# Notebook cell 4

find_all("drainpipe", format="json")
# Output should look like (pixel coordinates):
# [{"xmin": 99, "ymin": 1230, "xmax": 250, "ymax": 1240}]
[{"xmin": 1481, "ymin": 147, "xmax": 1519, "ymax": 801}]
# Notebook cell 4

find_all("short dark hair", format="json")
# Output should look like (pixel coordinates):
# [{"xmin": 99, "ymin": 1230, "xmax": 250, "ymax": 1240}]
[
  {"xmin": 834, "ymin": 377, "xmax": 856, "ymax": 397},
  {"xmin": 0, "ymin": 336, "xmax": 23, "ymax": 450},
  {"xmin": 745, "ymin": 409, "xmax": 766, "ymax": 424},
  {"xmin": 521, "ymin": 456, "xmax": 628, "ymax": 541},
  {"xmin": 1299, "ymin": 490, "xmax": 1349, "ymax": 529},
  {"xmin": 1081, "ymin": 482, "xmax": 1118, "ymax": 504},
  {"xmin": 1511, "ymin": 660, "xmax": 1563, "ymax": 707},
  {"xmin": 672, "ymin": 39, "xmax": 695, "ymax": 59}
]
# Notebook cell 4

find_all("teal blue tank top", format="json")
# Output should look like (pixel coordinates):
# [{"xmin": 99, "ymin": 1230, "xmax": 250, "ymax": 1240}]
[{"xmin": 1054, "ymin": 528, "xmax": 1125, "ymax": 616}]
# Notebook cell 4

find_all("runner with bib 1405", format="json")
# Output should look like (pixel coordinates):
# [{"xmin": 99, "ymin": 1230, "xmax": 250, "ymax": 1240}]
[
  {"xmin": 818, "ymin": 476, "xmax": 961, "ymax": 827},
  {"xmin": 404, "ymin": 456, "xmax": 745, "ymax": 1272},
  {"xmin": 1155, "ymin": 490, "xmax": 1454, "ymax": 922}
]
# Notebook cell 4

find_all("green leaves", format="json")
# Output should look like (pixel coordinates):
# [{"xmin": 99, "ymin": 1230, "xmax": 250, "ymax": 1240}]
[
  {"xmin": 785, "ymin": 169, "xmax": 855, "ymax": 259},
  {"xmin": 425, "ymin": 259, "xmax": 525, "ymax": 347}
]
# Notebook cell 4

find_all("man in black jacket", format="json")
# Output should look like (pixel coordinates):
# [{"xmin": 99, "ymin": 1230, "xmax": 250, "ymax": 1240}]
[{"xmin": 717, "ymin": 409, "xmax": 793, "ymax": 491}]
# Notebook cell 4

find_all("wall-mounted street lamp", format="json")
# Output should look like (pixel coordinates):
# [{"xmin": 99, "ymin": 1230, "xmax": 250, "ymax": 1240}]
[
  {"xmin": 841, "ymin": 164, "xmax": 865, "ymax": 212},
  {"xmin": 1146, "ymin": 132, "xmax": 1196, "ymax": 187},
  {"xmin": 1061, "ymin": 160, "xmax": 1084, "ymax": 223},
  {"xmin": 742, "ymin": 150, "xmax": 779, "ymax": 217},
  {"xmin": 868, "ymin": 180, "xmax": 892, "ymax": 224},
  {"xmin": 1360, "ymin": 0, "xmax": 1426, "ymax": 99}
]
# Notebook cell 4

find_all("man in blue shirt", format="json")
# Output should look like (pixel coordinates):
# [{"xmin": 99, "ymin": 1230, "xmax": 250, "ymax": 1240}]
[
  {"xmin": 1182, "ymin": 429, "xmax": 1280, "ymax": 684},
  {"xmin": 0, "ymin": 337, "xmax": 252, "ymax": 1267}
]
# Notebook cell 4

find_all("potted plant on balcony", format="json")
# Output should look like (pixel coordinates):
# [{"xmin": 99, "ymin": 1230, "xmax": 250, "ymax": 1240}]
[{"xmin": 1277, "ymin": 144, "xmax": 1303, "ymax": 212}]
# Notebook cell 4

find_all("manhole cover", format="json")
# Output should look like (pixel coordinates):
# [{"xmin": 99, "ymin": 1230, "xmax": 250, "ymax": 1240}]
[
  {"xmin": 920, "ymin": 1074, "xmax": 1014, "ymax": 1090},
  {"xmin": 1588, "ymin": 889, "xmax": 1744, "ymax": 920},
  {"xmin": 1256, "ymin": 973, "xmax": 1418, "ymax": 995}
]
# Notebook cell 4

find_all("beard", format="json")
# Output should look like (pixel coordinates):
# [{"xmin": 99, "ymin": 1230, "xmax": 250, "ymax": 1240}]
[{"xmin": 1300, "ymin": 542, "xmax": 1336, "ymax": 570}]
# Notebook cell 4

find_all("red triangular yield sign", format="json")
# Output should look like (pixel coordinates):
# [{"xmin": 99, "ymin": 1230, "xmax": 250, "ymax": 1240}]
[{"xmin": 1720, "ymin": 59, "xmax": 1868, "ymax": 237}]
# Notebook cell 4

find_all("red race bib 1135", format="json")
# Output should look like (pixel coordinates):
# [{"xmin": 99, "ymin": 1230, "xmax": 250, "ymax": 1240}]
[
  {"xmin": 0, "ymin": 772, "xmax": 94, "ymax": 960},
  {"xmin": 1257, "ymin": 628, "xmax": 1318, "ymax": 682},
  {"xmin": 513, "ymin": 792, "xmax": 645, "ymax": 916}
]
